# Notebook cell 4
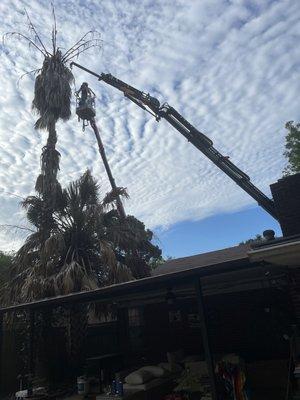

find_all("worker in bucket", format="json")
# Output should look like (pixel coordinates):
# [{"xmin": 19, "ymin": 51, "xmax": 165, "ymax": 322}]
[{"xmin": 75, "ymin": 82, "xmax": 95, "ymax": 107}]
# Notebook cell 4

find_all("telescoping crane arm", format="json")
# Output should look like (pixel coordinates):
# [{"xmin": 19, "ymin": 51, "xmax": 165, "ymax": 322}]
[{"xmin": 70, "ymin": 62, "xmax": 278, "ymax": 220}]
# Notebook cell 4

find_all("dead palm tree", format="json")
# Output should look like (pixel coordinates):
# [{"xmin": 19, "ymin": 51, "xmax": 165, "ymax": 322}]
[
  {"xmin": 4, "ymin": 6, "xmax": 101, "ymax": 242},
  {"xmin": 3, "ymin": 8, "xmax": 102, "ymax": 381}
]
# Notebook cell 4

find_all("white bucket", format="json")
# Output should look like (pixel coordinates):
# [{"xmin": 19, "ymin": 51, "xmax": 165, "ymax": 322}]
[
  {"xmin": 15, "ymin": 390, "xmax": 28, "ymax": 399},
  {"xmin": 77, "ymin": 376, "xmax": 89, "ymax": 395}
]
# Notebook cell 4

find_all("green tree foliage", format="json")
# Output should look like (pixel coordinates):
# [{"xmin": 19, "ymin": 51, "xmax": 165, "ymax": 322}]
[
  {"xmin": 149, "ymin": 255, "xmax": 174, "ymax": 270},
  {"xmin": 283, "ymin": 121, "xmax": 300, "ymax": 175},
  {"xmin": 239, "ymin": 234, "xmax": 263, "ymax": 245}
]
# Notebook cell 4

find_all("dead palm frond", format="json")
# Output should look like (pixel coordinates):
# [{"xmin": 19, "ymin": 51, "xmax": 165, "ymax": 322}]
[
  {"xmin": 32, "ymin": 51, "xmax": 74, "ymax": 130},
  {"xmin": 102, "ymin": 187, "xmax": 129, "ymax": 209},
  {"xmin": 3, "ymin": 4, "xmax": 102, "ymax": 222}
]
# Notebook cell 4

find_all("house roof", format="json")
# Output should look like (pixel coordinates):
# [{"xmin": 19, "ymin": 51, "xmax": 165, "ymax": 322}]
[
  {"xmin": 249, "ymin": 234, "xmax": 300, "ymax": 266},
  {"xmin": 0, "ymin": 244, "xmax": 252, "ymax": 314},
  {"xmin": 153, "ymin": 244, "xmax": 251, "ymax": 276}
]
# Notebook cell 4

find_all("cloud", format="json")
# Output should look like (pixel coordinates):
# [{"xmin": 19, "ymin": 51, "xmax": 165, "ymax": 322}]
[{"xmin": 0, "ymin": 0, "xmax": 300, "ymax": 250}]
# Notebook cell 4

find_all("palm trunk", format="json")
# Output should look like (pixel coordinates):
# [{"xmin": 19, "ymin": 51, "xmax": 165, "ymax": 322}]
[
  {"xmin": 38, "ymin": 122, "xmax": 60, "ymax": 242},
  {"xmin": 43, "ymin": 122, "xmax": 59, "ymax": 200}
]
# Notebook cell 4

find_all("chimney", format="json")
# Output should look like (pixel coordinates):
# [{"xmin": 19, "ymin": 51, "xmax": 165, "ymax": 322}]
[{"xmin": 270, "ymin": 173, "xmax": 300, "ymax": 237}]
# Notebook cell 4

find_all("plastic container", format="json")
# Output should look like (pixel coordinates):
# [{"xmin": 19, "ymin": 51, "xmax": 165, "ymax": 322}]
[
  {"xmin": 77, "ymin": 376, "xmax": 89, "ymax": 395},
  {"xmin": 112, "ymin": 379, "xmax": 117, "ymax": 395},
  {"xmin": 117, "ymin": 380, "xmax": 124, "ymax": 396}
]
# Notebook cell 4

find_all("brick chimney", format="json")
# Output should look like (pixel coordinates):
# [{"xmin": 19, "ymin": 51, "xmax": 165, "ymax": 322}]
[{"xmin": 270, "ymin": 173, "xmax": 300, "ymax": 237}]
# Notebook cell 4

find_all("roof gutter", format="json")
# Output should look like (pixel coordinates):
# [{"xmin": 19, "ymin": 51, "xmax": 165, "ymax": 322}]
[
  {"xmin": 248, "ymin": 239, "xmax": 300, "ymax": 267},
  {"xmin": 0, "ymin": 257, "xmax": 251, "ymax": 314}
]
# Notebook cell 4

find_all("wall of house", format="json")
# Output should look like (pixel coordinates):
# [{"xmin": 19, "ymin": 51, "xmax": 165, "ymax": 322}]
[
  {"xmin": 141, "ymin": 287, "xmax": 291, "ymax": 363},
  {"xmin": 0, "ymin": 284, "xmax": 292, "ymax": 395}
]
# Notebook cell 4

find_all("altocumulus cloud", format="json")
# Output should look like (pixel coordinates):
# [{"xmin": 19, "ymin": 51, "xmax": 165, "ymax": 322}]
[{"xmin": 0, "ymin": 0, "xmax": 300, "ymax": 250}]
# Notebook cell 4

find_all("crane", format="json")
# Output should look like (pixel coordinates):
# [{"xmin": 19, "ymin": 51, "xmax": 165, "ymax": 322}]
[
  {"xmin": 70, "ymin": 61, "xmax": 278, "ymax": 221},
  {"xmin": 74, "ymin": 82, "xmax": 126, "ymax": 218}
]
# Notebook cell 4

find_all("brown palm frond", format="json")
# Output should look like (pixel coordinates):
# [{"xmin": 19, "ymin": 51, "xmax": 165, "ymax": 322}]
[
  {"xmin": 43, "ymin": 233, "xmax": 65, "ymax": 259},
  {"xmin": 113, "ymin": 262, "xmax": 134, "ymax": 284},
  {"xmin": 55, "ymin": 260, "xmax": 98, "ymax": 295},
  {"xmin": 61, "ymin": 30, "xmax": 95, "ymax": 59},
  {"xmin": 24, "ymin": 8, "xmax": 50, "ymax": 56},
  {"xmin": 0, "ymin": 224, "xmax": 35, "ymax": 233},
  {"xmin": 40, "ymin": 145, "xmax": 60, "ymax": 179},
  {"xmin": 78, "ymin": 169, "xmax": 99, "ymax": 205},
  {"xmin": 15, "ymin": 231, "xmax": 42, "ymax": 265},
  {"xmin": 21, "ymin": 195, "xmax": 43, "ymax": 210},
  {"xmin": 100, "ymin": 240, "xmax": 117, "ymax": 268},
  {"xmin": 3, "ymin": 32, "xmax": 47, "ymax": 56},
  {"xmin": 63, "ymin": 41, "xmax": 102, "ymax": 62},
  {"xmin": 61, "ymin": 31, "xmax": 101, "ymax": 61},
  {"xmin": 102, "ymin": 187, "xmax": 129, "ymax": 208},
  {"xmin": 2, "ymin": 170, "xmax": 161, "ymax": 308},
  {"xmin": 35, "ymin": 174, "xmax": 44, "ymax": 194},
  {"xmin": 51, "ymin": 2, "xmax": 57, "ymax": 54},
  {"xmin": 17, "ymin": 68, "xmax": 41, "ymax": 87},
  {"xmin": 32, "ymin": 52, "xmax": 74, "ymax": 130}
]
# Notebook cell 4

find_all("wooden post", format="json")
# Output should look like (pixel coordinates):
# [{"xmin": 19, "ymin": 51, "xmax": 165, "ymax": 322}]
[
  {"xmin": 28, "ymin": 310, "xmax": 35, "ymax": 396},
  {"xmin": 0, "ymin": 312, "xmax": 3, "ymax": 391},
  {"xmin": 195, "ymin": 279, "xmax": 218, "ymax": 400}
]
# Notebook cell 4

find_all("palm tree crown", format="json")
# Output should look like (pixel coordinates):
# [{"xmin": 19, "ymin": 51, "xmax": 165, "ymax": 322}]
[{"xmin": 3, "ymin": 170, "xmax": 161, "ymax": 305}]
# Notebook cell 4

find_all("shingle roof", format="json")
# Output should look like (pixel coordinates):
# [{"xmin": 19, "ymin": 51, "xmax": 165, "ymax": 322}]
[
  {"xmin": 0, "ymin": 244, "xmax": 252, "ymax": 314},
  {"xmin": 152, "ymin": 244, "xmax": 250, "ymax": 276}
]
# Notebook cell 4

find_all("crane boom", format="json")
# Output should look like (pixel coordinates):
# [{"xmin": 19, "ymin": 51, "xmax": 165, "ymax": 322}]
[{"xmin": 70, "ymin": 62, "xmax": 278, "ymax": 220}]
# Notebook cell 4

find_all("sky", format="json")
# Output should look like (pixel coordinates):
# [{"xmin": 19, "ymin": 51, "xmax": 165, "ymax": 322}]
[{"xmin": 0, "ymin": 0, "xmax": 299, "ymax": 257}]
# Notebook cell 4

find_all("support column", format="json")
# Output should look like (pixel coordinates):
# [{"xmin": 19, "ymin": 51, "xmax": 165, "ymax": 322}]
[
  {"xmin": 195, "ymin": 279, "xmax": 218, "ymax": 400},
  {"xmin": 28, "ymin": 310, "xmax": 35, "ymax": 396},
  {"xmin": 0, "ymin": 312, "xmax": 3, "ymax": 391}
]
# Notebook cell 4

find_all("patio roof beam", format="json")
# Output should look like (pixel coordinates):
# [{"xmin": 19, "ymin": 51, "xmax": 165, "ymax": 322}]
[
  {"xmin": 0, "ymin": 313, "xmax": 3, "ymax": 389},
  {"xmin": 195, "ymin": 278, "xmax": 218, "ymax": 400}
]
